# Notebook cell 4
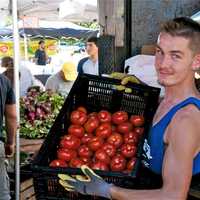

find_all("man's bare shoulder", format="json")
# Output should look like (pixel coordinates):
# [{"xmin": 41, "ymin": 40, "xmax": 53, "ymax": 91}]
[
  {"xmin": 166, "ymin": 104, "xmax": 200, "ymax": 154},
  {"xmin": 174, "ymin": 103, "xmax": 200, "ymax": 124},
  {"xmin": 170, "ymin": 103, "xmax": 200, "ymax": 132}
]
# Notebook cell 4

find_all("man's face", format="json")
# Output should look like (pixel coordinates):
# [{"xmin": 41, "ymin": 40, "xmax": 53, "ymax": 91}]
[
  {"xmin": 155, "ymin": 32, "xmax": 195, "ymax": 87},
  {"xmin": 40, "ymin": 42, "xmax": 45, "ymax": 49},
  {"xmin": 86, "ymin": 42, "xmax": 98, "ymax": 57}
]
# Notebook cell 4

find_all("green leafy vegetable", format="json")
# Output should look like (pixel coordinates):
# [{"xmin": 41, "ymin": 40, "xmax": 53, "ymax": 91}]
[{"xmin": 20, "ymin": 88, "xmax": 64, "ymax": 139}]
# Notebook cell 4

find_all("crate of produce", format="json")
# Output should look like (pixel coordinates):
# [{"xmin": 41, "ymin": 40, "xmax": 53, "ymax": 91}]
[{"xmin": 32, "ymin": 74, "xmax": 160, "ymax": 200}]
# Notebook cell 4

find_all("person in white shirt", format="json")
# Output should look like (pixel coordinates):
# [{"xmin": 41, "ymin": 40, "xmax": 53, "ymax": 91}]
[
  {"xmin": 77, "ymin": 37, "xmax": 99, "ymax": 75},
  {"xmin": 20, "ymin": 64, "xmax": 45, "ymax": 96},
  {"xmin": 45, "ymin": 62, "xmax": 77, "ymax": 97},
  {"xmin": 1, "ymin": 56, "xmax": 45, "ymax": 96}
]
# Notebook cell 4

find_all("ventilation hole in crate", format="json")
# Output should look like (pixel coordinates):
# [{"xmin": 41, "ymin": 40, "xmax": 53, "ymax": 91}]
[
  {"xmin": 121, "ymin": 94, "xmax": 146, "ymax": 115},
  {"xmin": 87, "ymin": 84, "xmax": 113, "ymax": 109},
  {"xmin": 48, "ymin": 178, "xmax": 58, "ymax": 192}
]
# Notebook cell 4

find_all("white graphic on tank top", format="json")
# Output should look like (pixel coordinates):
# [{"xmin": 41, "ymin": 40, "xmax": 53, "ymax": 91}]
[{"xmin": 142, "ymin": 139, "xmax": 152, "ymax": 168}]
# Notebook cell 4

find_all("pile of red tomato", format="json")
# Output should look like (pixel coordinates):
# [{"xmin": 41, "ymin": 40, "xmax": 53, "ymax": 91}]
[{"xmin": 50, "ymin": 106, "xmax": 144, "ymax": 173}]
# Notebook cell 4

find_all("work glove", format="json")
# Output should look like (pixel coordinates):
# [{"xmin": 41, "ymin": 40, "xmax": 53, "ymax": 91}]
[
  {"xmin": 110, "ymin": 72, "xmax": 140, "ymax": 84},
  {"xmin": 58, "ymin": 165, "xmax": 112, "ymax": 199},
  {"xmin": 110, "ymin": 72, "xmax": 143, "ymax": 93}
]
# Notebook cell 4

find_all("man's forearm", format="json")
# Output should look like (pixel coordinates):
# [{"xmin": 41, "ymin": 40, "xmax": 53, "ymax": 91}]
[
  {"xmin": 5, "ymin": 117, "xmax": 17, "ymax": 145},
  {"xmin": 110, "ymin": 185, "xmax": 184, "ymax": 200}
]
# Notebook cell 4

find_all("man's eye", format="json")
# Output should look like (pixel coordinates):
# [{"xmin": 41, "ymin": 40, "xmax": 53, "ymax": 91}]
[{"xmin": 172, "ymin": 54, "xmax": 181, "ymax": 59}]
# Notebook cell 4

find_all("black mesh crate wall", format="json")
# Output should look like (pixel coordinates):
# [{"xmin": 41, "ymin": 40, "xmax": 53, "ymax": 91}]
[
  {"xmin": 98, "ymin": 35, "xmax": 115, "ymax": 75},
  {"xmin": 32, "ymin": 74, "xmax": 160, "ymax": 200}
]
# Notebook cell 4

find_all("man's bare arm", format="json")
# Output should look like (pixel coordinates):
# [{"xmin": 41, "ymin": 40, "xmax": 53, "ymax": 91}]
[
  {"xmin": 4, "ymin": 104, "xmax": 17, "ymax": 156},
  {"xmin": 110, "ymin": 110, "xmax": 199, "ymax": 200}
]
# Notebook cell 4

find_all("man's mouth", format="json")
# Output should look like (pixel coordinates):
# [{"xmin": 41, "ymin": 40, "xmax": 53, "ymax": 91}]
[{"xmin": 158, "ymin": 70, "xmax": 172, "ymax": 76}]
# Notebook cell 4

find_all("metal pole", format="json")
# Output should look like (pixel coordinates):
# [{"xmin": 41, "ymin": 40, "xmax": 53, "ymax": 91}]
[
  {"xmin": 12, "ymin": 0, "xmax": 20, "ymax": 199},
  {"xmin": 23, "ymin": 33, "xmax": 28, "ymax": 60}
]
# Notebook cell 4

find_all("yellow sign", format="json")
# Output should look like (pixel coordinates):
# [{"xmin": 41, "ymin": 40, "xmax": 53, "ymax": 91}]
[
  {"xmin": 28, "ymin": 40, "xmax": 58, "ymax": 56},
  {"xmin": 0, "ymin": 39, "xmax": 58, "ymax": 59}
]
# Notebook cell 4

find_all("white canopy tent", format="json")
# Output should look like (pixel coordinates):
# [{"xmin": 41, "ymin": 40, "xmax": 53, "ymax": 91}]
[
  {"xmin": 0, "ymin": 0, "xmax": 10, "ymax": 27},
  {"xmin": 0, "ymin": 0, "xmax": 98, "ymax": 23},
  {"xmin": 59, "ymin": 0, "xmax": 98, "ymax": 22},
  {"xmin": 18, "ymin": 0, "xmax": 63, "ymax": 20},
  {"xmin": 19, "ymin": 0, "xmax": 98, "ymax": 22}
]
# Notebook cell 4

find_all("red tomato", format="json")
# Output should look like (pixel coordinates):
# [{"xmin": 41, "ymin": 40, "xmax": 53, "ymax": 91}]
[
  {"xmin": 81, "ymin": 157, "xmax": 91, "ymax": 166},
  {"xmin": 130, "ymin": 115, "xmax": 144, "ymax": 127},
  {"xmin": 70, "ymin": 158, "xmax": 84, "ymax": 168},
  {"xmin": 98, "ymin": 110, "xmax": 112, "ymax": 123},
  {"xmin": 77, "ymin": 106, "xmax": 87, "ymax": 114},
  {"xmin": 134, "ymin": 127, "xmax": 144, "ymax": 137},
  {"xmin": 81, "ymin": 133, "xmax": 93, "ymax": 144},
  {"xmin": 110, "ymin": 154, "xmax": 126, "ymax": 171},
  {"xmin": 95, "ymin": 149, "xmax": 110, "ymax": 164},
  {"xmin": 127, "ymin": 157, "xmax": 137, "ymax": 171},
  {"xmin": 78, "ymin": 145, "xmax": 92, "ymax": 158},
  {"xmin": 124, "ymin": 131, "xmax": 139, "ymax": 144},
  {"xmin": 68, "ymin": 125, "xmax": 84, "ymax": 138},
  {"xmin": 91, "ymin": 161, "xmax": 109, "ymax": 171},
  {"xmin": 49, "ymin": 159, "xmax": 68, "ymax": 167},
  {"xmin": 107, "ymin": 132, "xmax": 123, "ymax": 148},
  {"xmin": 60, "ymin": 135, "xmax": 81, "ymax": 150},
  {"xmin": 121, "ymin": 143, "xmax": 137, "ymax": 158},
  {"xmin": 84, "ymin": 118, "xmax": 99, "ymax": 133},
  {"xmin": 117, "ymin": 122, "xmax": 133, "ymax": 134},
  {"xmin": 70, "ymin": 110, "xmax": 87, "ymax": 125},
  {"xmin": 88, "ymin": 136, "xmax": 104, "ymax": 151},
  {"xmin": 57, "ymin": 148, "xmax": 77, "ymax": 162},
  {"xmin": 96, "ymin": 122, "xmax": 112, "ymax": 138},
  {"xmin": 102, "ymin": 143, "xmax": 116, "ymax": 157},
  {"xmin": 112, "ymin": 111, "xmax": 128, "ymax": 125}
]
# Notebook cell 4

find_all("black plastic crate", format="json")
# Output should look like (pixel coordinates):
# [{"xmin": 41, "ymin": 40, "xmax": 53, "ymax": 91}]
[{"xmin": 32, "ymin": 74, "xmax": 160, "ymax": 200}]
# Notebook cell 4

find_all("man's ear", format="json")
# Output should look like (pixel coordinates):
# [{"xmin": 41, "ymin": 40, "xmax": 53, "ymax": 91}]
[{"xmin": 192, "ymin": 54, "xmax": 200, "ymax": 70}]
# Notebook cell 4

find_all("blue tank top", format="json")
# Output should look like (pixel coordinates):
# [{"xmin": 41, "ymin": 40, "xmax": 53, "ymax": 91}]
[{"xmin": 147, "ymin": 97, "xmax": 200, "ymax": 175}]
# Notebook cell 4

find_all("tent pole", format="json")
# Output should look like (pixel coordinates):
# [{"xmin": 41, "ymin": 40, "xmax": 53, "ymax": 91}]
[
  {"xmin": 12, "ymin": 0, "xmax": 20, "ymax": 199},
  {"xmin": 23, "ymin": 33, "xmax": 28, "ymax": 60}
]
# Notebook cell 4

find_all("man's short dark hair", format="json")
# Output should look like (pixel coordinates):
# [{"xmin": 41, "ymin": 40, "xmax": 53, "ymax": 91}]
[
  {"xmin": 87, "ymin": 36, "xmax": 98, "ymax": 46},
  {"xmin": 161, "ymin": 17, "xmax": 200, "ymax": 53},
  {"xmin": 1, "ymin": 56, "xmax": 13, "ymax": 68},
  {"xmin": 39, "ymin": 40, "xmax": 45, "ymax": 45}
]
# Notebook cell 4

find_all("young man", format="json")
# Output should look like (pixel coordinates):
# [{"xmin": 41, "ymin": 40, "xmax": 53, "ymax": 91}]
[
  {"xmin": 59, "ymin": 17, "xmax": 200, "ymax": 200},
  {"xmin": 45, "ymin": 61, "xmax": 77, "ymax": 97},
  {"xmin": 34, "ymin": 40, "xmax": 48, "ymax": 65},
  {"xmin": 77, "ymin": 36, "xmax": 99, "ymax": 75},
  {"xmin": 0, "ymin": 74, "xmax": 17, "ymax": 200}
]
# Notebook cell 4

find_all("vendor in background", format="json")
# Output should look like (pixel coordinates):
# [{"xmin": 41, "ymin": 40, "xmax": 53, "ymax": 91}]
[
  {"xmin": 1, "ymin": 56, "xmax": 45, "ymax": 96},
  {"xmin": 0, "ymin": 66, "xmax": 17, "ymax": 199},
  {"xmin": 45, "ymin": 61, "xmax": 77, "ymax": 97},
  {"xmin": 59, "ymin": 17, "xmax": 200, "ymax": 200},
  {"xmin": 77, "ymin": 36, "xmax": 99, "ymax": 75},
  {"xmin": 34, "ymin": 40, "xmax": 49, "ymax": 65}
]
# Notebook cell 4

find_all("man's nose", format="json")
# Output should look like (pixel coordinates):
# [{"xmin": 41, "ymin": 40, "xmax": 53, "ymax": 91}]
[{"xmin": 158, "ymin": 55, "xmax": 171, "ymax": 69}]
